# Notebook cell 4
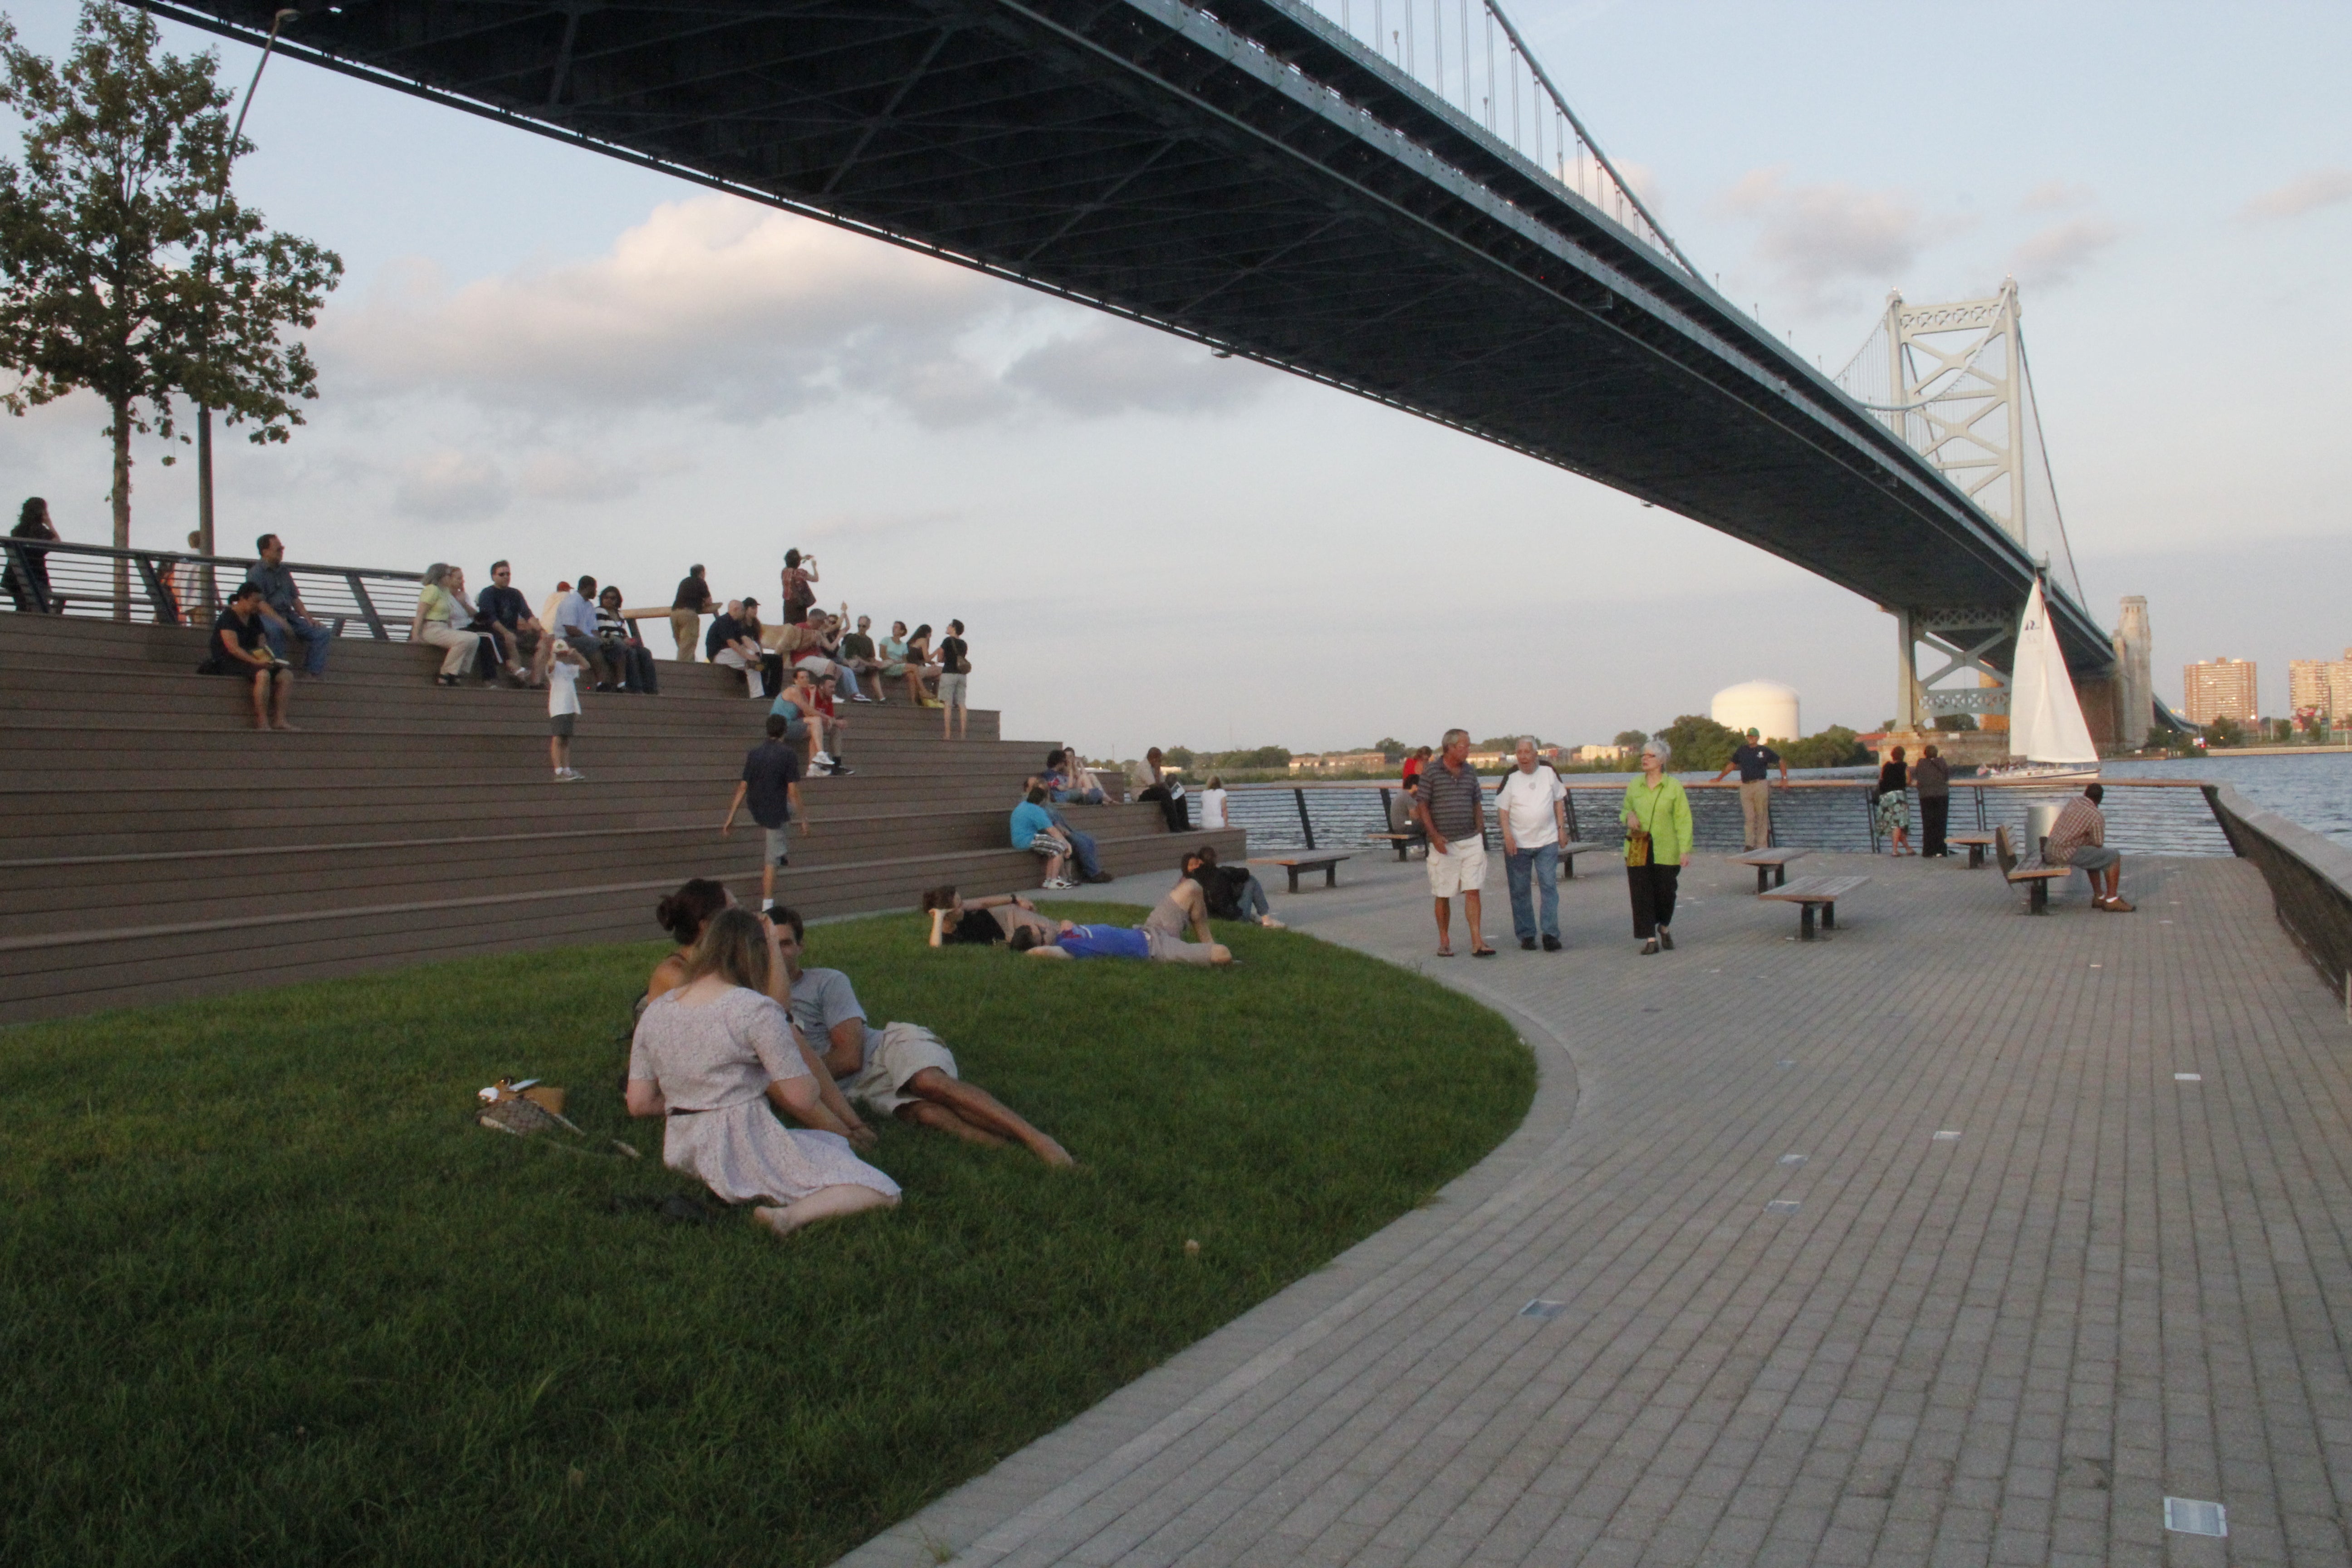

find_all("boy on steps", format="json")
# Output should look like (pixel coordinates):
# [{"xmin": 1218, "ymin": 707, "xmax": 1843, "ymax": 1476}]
[{"xmin": 549, "ymin": 640, "xmax": 587, "ymax": 782}]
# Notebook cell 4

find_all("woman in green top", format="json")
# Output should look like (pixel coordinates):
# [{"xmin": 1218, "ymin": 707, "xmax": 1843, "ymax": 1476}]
[
  {"xmin": 1621, "ymin": 738, "xmax": 1695, "ymax": 955},
  {"xmin": 410, "ymin": 562, "xmax": 491, "ymax": 686}
]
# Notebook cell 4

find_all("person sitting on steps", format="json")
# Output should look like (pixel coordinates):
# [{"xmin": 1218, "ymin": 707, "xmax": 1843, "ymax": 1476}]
[
  {"xmin": 1011, "ymin": 784, "xmax": 1077, "ymax": 889},
  {"xmin": 775, "ymin": 905, "xmax": 1073, "ymax": 1166},
  {"xmin": 773, "ymin": 666, "xmax": 850, "ymax": 775},
  {"xmin": 200, "ymin": 580, "xmax": 294, "ymax": 730},
  {"xmin": 1020, "ymin": 776, "xmax": 1113, "ymax": 883}
]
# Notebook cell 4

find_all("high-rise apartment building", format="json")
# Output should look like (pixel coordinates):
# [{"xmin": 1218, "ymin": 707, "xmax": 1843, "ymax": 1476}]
[
  {"xmin": 2182, "ymin": 657, "xmax": 2259, "ymax": 726},
  {"xmin": 2288, "ymin": 649, "xmax": 2352, "ymax": 722}
]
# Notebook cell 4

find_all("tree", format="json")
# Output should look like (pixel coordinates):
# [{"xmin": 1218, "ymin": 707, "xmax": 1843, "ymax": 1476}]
[
  {"xmin": 2205, "ymin": 715, "xmax": 2244, "ymax": 749},
  {"xmin": 1612, "ymin": 729, "xmax": 1648, "ymax": 750},
  {"xmin": 1779, "ymin": 725, "xmax": 1869, "ymax": 769},
  {"xmin": 1162, "ymin": 745, "xmax": 1196, "ymax": 770},
  {"xmin": 0, "ymin": 4, "xmax": 340, "ymax": 613},
  {"xmin": 1370, "ymin": 736, "xmax": 1408, "ymax": 762},
  {"xmin": 1655, "ymin": 714, "xmax": 1740, "ymax": 774}
]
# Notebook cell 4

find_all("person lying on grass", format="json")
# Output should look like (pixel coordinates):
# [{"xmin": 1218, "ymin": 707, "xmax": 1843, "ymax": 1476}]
[
  {"xmin": 1010, "ymin": 906, "xmax": 1233, "ymax": 968},
  {"xmin": 775, "ymin": 905, "xmax": 1074, "ymax": 1166},
  {"xmin": 920, "ymin": 884, "xmax": 1062, "ymax": 947},
  {"xmin": 627, "ymin": 907, "xmax": 900, "ymax": 1238},
  {"xmin": 643, "ymin": 878, "xmax": 876, "ymax": 1149}
]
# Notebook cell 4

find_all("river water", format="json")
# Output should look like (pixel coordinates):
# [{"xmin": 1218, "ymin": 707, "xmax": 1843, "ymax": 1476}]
[{"xmin": 2103, "ymin": 753, "xmax": 2352, "ymax": 849}]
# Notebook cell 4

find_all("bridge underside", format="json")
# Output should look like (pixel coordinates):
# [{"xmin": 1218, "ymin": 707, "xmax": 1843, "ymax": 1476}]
[{"xmin": 162, "ymin": 0, "xmax": 2112, "ymax": 670}]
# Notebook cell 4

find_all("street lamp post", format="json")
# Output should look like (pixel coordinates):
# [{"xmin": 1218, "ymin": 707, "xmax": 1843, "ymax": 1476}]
[{"xmin": 194, "ymin": 7, "xmax": 299, "ymax": 613}]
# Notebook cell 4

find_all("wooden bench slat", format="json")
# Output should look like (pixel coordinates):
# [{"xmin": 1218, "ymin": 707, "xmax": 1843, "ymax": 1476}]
[
  {"xmin": 1733, "ymin": 846, "xmax": 1812, "ymax": 891},
  {"xmin": 1757, "ymin": 873, "xmax": 1867, "ymax": 940}
]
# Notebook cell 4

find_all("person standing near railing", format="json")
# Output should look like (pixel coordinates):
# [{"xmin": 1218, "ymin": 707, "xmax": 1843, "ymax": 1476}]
[
  {"xmin": 4, "ymin": 498, "xmax": 64, "ymax": 615},
  {"xmin": 1711, "ymin": 728, "xmax": 1786, "ymax": 851},
  {"xmin": 243, "ymin": 534, "xmax": 331, "ymax": 678},
  {"xmin": 669, "ymin": 565, "xmax": 711, "ymax": 662},
  {"xmin": 1621, "ymin": 739, "xmax": 1692, "ymax": 956},
  {"xmin": 1914, "ymin": 744, "xmax": 1952, "ymax": 858}
]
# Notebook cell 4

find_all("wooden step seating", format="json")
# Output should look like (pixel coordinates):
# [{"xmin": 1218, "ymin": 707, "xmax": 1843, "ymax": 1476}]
[{"xmin": 0, "ymin": 615, "xmax": 1243, "ymax": 1022}]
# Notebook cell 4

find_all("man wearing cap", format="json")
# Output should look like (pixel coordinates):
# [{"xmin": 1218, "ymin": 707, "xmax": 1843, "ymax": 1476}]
[{"xmin": 1712, "ymin": 728, "xmax": 1787, "ymax": 852}]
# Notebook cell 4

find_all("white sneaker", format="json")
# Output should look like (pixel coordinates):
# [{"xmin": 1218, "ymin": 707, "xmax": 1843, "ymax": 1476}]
[{"xmin": 812, "ymin": 751, "xmax": 835, "ymax": 769}]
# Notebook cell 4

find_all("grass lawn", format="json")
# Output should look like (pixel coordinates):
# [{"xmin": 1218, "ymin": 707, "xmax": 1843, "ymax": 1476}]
[{"xmin": 0, "ymin": 904, "xmax": 1534, "ymax": 1566}]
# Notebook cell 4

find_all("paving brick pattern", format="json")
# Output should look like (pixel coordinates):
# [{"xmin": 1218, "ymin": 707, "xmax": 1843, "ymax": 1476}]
[{"xmin": 840, "ymin": 851, "xmax": 2352, "ymax": 1567}]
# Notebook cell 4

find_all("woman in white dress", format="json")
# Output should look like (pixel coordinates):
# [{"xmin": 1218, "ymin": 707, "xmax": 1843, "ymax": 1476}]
[{"xmin": 627, "ymin": 907, "xmax": 899, "ymax": 1238}]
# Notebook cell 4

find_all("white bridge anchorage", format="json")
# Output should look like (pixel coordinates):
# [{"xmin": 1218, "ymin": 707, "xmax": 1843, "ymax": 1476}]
[{"xmin": 1833, "ymin": 280, "xmax": 2106, "ymax": 736}]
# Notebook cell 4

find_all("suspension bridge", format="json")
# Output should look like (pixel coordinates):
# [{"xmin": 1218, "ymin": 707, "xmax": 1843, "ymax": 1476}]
[{"xmin": 161, "ymin": 0, "xmax": 2130, "ymax": 738}]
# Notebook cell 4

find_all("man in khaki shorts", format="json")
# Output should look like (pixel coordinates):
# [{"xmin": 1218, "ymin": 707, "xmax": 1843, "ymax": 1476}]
[{"xmin": 1414, "ymin": 728, "xmax": 1494, "ymax": 957}]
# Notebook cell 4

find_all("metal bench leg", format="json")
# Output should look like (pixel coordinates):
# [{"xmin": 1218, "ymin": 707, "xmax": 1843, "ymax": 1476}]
[
  {"xmin": 1775, "ymin": 864, "xmax": 1787, "ymax": 887},
  {"xmin": 1324, "ymin": 862, "xmax": 1338, "ymax": 889},
  {"xmin": 1799, "ymin": 903, "xmax": 1817, "ymax": 940},
  {"xmin": 1755, "ymin": 866, "xmax": 1769, "ymax": 895},
  {"xmin": 1967, "ymin": 844, "xmax": 1984, "ymax": 869},
  {"xmin": 1822, "ymin": 902, "xmax": 1836, "ymax": 931},
  {"xmin": 1288, "ymin": 867, "xmax": 1303, "ymax": 894},
  {"xmin": 1562, "ymin": 854, "xmax": 1575, "ymax": 880},
  {"xmin": 2029, "ymin": 879, "xmax": 2048, "ymax": 915}
]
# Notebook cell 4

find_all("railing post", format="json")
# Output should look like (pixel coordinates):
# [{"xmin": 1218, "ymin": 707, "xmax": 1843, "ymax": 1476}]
[
  {"xmin": 0, "ymin": 539, "xmax": 50, "ymax": 613},
  {"xmin": 1866, "ymin": 783, "xmax": 1881, "ymax": 854},
  {"xmin": 132, "ymin": 552, "xmax": 175, "ymax": 625},
  {"xmin": 1975, "ymin": 785, "xmax": 1987, "ymax": 832},
  {"xmin": 347, "ymin": 573, "xmax": 388, "ymax": 640},
  {"xmin": 1293, "ymin": 787, "xmax": 1316, "ymax": 851}
]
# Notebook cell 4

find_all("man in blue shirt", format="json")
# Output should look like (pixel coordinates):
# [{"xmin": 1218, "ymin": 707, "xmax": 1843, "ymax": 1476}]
[
  {"xmin": 242, "ymin": 533, "xmax": 331, "ymax": 676},
  {"xmin": 1014, "ymin": 918, "xmax": 1231, "ymax": 966},
  {"xmin": 474, "ymin": 559, "xmax": 543, "ymax": 682},
  {"xmin": 1010, "ymin": 785, "xmax": 1076, "ymax": 888},
  {"xmin": 1711, "ymin": 728, "xmax": 1788, "ymax": 851}
]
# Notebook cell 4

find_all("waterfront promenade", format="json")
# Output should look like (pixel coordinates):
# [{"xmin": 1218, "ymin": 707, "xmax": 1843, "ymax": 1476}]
[{"xmin": 845, "ymin": 850, "xmax": 2352, "ymax": 1567}]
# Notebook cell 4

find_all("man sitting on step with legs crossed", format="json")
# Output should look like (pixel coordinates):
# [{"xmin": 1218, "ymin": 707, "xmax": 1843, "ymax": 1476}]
[{"xmin": 774, "ymin": 905, "xmax": 1073, "ymax": 1166}]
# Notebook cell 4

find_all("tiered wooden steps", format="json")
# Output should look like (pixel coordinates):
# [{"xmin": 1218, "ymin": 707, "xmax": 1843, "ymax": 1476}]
[{"xmin": 0, "ymin": 615, "xmax": 1243, "ymax": 1023}]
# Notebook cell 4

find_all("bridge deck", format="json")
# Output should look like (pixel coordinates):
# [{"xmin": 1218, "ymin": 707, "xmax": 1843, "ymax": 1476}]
[{"xmin": 849, "ymin": 851, "xmax": 2352, "ymax": 1567}]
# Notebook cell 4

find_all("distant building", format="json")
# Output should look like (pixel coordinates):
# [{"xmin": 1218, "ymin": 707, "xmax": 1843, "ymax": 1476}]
[
  {"xmin": 2182, "ymin": 657, "xmax": 2259, "ymax": 726},
  {"xmin": 1467, "ymin": 745, "xmax": 1562, "ymax": 770},
  {"xmin": 1710, "ymin": 680, "xmax": 1800, "ymax": 742},
  {"xmin": 1287, "ymin": 750, "xmax": 1388, "ymax": 775},
  {"xmin": 2288, "ymin": 651, "xmax": 2352, "ymax": 725},
  {"xmin": 1573, "ymin": 744, "xmax": 1631, "ymax": 763}
]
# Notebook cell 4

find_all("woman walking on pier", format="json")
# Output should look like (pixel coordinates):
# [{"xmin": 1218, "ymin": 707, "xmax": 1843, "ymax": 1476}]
[{"xmin": 1621, "ymin": 739, "xmax": 1693, "ymax": 956}]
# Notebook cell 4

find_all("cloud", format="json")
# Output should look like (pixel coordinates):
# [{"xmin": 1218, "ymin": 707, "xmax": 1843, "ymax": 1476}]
[
  {"xmin": 2239, "ymin": 168, "xmax": 2352, "ymax": 221},
  {"xmin": 2009, "ymin": 216, "xmax": 2122, "ymax": 286},
  {"xmin": 2019, "ymin": 181, "xmax": 2095, "ymax": 213},
  {"xmin": 394, "ymin": 450, "xmax": 509, "ymax": 522},
  {"xmin": 1717, "ymin": 167, "xmax": 1963, "ymax": 314},
  {"xmin": 1004, "ymin": 323, "xmax": 1265, "ymax": 416},
  {"xmin": 319, "ymin": 196, "xmax": 1010, "ymax": 427},
  {"xmin": 518, "ymin": 451, "xmax": 644, "ymax": 504}
]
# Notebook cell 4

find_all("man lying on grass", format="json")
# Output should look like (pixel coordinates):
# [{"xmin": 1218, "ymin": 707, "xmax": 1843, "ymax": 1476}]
[
  {"xmin": 776, "ymin": 905, "xmax": 1075, "ymax": 1166},
  {"xmin": 921, "ymin": 885, "xmax": 1061, "ymax": 946},
  {"xmin": 627, "ymin": 907, "xmax": 901, "ymax": 1238},
  {"xmin": 1010, "ymin": 874, "xmax": 1234, "ymax": 966}
]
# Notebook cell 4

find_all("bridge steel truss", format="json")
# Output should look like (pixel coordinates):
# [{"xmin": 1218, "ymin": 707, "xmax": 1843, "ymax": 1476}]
[{"xmin": 158, "ymin": 0, "xmax": 2113, "ymax": 673}]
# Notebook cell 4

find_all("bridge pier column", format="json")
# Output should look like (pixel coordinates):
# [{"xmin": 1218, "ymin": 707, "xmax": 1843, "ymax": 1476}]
[{"xmin": 1893, "ymin": 608, "xmax": 1925, "ymax": 732}]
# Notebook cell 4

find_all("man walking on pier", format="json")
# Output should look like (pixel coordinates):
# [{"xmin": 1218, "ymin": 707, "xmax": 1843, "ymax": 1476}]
[
  {"xmin": 1416, "ymin": 729, "xmax": 1494, "ymax": 958},
  {"xmin": 1712, "ymin": 728, "xmax": 1786, "ymax": 850}
]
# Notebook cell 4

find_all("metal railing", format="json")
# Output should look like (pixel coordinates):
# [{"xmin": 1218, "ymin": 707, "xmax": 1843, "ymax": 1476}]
[
  {"xmin": 0, "ymin": 539, "xmax": 424, "ymax": 640},
  {"xmin": 1193, "ymin": 778, "xmax": 2240, "ymax": 858}
]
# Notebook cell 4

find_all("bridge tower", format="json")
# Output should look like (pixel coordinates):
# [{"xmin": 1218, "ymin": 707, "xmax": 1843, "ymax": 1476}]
[{"xmin": 1837, "ymin": 280, "xmax": 2088, "ymax": 749}]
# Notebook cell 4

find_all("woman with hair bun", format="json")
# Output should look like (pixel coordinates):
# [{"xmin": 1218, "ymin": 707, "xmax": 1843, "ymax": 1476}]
[
  {"xmin": 1620, "ymin": 738, "xmax": 1693, "ymax": 956},
  {"xmin": 627, "ymin": 908, "xmax": 897, "ymax": 1237}
]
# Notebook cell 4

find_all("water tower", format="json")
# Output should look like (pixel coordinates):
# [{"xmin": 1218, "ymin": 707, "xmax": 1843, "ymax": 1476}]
[{"xmin": 1711, "ymin": 681, "xmax": 1801, "ymax": 741}]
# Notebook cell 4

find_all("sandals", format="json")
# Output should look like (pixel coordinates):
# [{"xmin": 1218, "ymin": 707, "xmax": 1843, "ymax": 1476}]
[{"xmin": 1471, "ymin": 947, "xmax": 1497, "ymax": 959}]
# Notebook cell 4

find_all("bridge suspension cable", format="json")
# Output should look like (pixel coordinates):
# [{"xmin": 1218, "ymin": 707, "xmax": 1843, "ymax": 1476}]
[{"xmin": 1301, "ymin": 0, "xmax": 1702, "ymax": 280}]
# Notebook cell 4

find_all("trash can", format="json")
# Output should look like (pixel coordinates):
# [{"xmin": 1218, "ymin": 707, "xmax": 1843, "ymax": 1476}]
[{"xmin": 2024, "ymin": 801, "xmax": 2063, "ymax": 856}]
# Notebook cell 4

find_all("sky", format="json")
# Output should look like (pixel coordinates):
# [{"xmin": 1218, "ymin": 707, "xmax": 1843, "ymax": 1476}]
[{"xmin": 1, "ymin": 0, "xmax": 2345, "ymax": 757}]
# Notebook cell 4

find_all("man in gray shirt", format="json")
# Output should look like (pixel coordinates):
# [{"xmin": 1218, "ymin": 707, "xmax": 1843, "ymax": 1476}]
[
  {"xmin": 1913, "ymin": 742, "xmax": 1953, "ymax": 858},
  {"xmin": 242, "ymin": 534, "xmax": 330, "ymax": 676},
  {"xmin": 1413, "ymin": 728, "xmax": 1494, "ymax": 958}
]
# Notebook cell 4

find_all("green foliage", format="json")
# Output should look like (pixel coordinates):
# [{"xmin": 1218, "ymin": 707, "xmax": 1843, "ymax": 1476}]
[
  {"xmin": 1778, "ymin": 725, "xmax": 1871, "ymax": 769},
  {"xmin": 1612, "ymin": 730, "xmax": 1648, "ymax": 750},
  {"xmin": 0, "ymin": 3, "xmax": 342, "ymax": 540},
  {"xmin": 1655, "ymin": 714, "xmax": 1740, "ymax": 773},
  {"xmin": 1370, "ymin": 736, "xmax": 1408, "ymax": 762},
  {"xmin": 2205, "ymin": 715, "xmax": 2245, "ymax": 748},
  {"xmin": 0, "ymin": 913, "xmax": 1533, "ymax": 1566},
  {"xmin": 1161, "ymin": 745, "xmax": 1195, "ymax": 769}
]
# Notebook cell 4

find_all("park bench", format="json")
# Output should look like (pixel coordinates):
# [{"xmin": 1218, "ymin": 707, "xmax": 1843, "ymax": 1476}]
[
  {"xmin": 1994, "ymin": 826, "xmax": 2075, "ymax": 914},
  {"xmin": 1948, "ymin": 832, "xmax": 1997, "ymax": 869},
  {"xmin": 1369, "ymin": 829, "xmax": 1426, "ymax": 861},
  {"xmin": 1255, "ymin": 852, "xmax": 1352, "ymax": 892},
  {"xmin": 1759, "ymin": 874, "xmax": 1869, "ymax": 940},
  {"xmin": 1732, "ymin": 846, "xmax": 1811, "ymax": 893}
]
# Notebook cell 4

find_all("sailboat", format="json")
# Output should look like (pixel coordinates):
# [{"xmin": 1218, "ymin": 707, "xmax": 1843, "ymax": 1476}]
[{"xmin": 1982, "ymin": 580, "xmax": 2101, "ymax": 781}]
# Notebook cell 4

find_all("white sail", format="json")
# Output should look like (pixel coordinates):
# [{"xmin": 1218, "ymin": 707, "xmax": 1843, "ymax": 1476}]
[{"xmin": 2007, "ymin": 581, "xmax": 2099, "ymax": 764}]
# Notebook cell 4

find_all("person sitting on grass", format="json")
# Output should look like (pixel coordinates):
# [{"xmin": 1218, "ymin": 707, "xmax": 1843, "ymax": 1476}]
[
  {"xmin": 201, "ymin": 581, "xmax": 294, "ymax": 730},
  {"xmin": 774, "ymin": 905, "xmax": 1073, "ymax": 1166},
  {"xmin": 1011, "ymin": 784, "xmax": 1076, "ymax": 889},
  {"xmin": 921, "ymin": 885, "xmax": 1060, "ymax": 947},
  {"xmin": 1183, "ymin": 845, "xmax": 1283, "ymax": 928},
  {"xmin": 2044, "ymin": 782, "xmax": 2135, "ymax": 912},
  {"xmin": 627, "ymin": 907, "xmax": 899, "ymax": 1238},
  {"xmin": 1012, "ymin": 918, "xmax": 1232, "ymax": 967}
]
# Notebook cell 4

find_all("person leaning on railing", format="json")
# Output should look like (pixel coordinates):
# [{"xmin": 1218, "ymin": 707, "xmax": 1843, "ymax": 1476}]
[{"xmin": 244, "ymin": 534, "xmax": 332, "ymax": 678}]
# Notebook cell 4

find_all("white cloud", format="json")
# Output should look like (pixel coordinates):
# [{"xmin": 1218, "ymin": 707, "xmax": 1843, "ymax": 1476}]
[
  {"xmin": 394, "ymin": 449, "xmax": 510, "ymax": 522},
  {"xmin": 2239, "ymin": 168, "xmax": 2352, "ymax": 221},
  {"xmin": 2009, "ymin": 216, "xmax": 2122, "ymax": 286},
  {"xmin": 518, "ymin": 450, "xmax": 645, "ymax": 504},
  {"xmin": 1005, "ymin": 322, "xmax": 1266, "ymax": 416},
  {"xmin": 1717, "ymin": 167, "xmax": 1963, "ymax": 315},
  {"xmin": 2019, "ymin": 181, "xmax": 2095, "ymax": 213}
]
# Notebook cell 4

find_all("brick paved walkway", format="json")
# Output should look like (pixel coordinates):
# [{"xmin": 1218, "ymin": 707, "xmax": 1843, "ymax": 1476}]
[{"xmin": 841, "ymin": 850, "xmax": 2352, "ymax": 1568}]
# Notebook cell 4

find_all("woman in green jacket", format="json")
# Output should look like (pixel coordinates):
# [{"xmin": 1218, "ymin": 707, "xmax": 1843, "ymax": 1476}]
[{"xmin": 1621, "ymin": 738, "xmax": 1695, "ymax": 955}]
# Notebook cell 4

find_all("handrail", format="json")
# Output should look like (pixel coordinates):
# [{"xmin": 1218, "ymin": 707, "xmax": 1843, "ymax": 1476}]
[
  {"xmin": 0, "ymin": 537, "xmax": 425, "ymax": 640},
  {"xmin": 2205, "ymin": 782, "xmax": 2352, "ymax": 1006}
]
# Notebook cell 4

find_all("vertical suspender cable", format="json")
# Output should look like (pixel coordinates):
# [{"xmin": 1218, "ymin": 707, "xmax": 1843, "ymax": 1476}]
[
  {"xmin": 1433, "ymin": 0, "xmax": 1443, "ymax": 97},
  {"xmin": 1483, "ymin": 9, "xmax": 1494, "ymax": 129}
]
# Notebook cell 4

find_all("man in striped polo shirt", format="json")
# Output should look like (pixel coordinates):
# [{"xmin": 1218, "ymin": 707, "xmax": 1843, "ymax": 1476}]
[{"xmin": 1414, "ymin": 728, "xmax": 1495, "ymax": 957}]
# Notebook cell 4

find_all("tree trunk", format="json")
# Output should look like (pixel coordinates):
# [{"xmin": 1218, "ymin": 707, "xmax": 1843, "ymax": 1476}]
[{"xmin": 110, "ymin": 397, "xmax": 133, "ymax": 622}]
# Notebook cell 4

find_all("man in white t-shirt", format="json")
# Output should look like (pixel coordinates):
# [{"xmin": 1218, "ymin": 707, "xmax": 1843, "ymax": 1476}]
[{"xmin": 1496, "ymin": 737, "xmax": 1569, "ymax": 951}]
